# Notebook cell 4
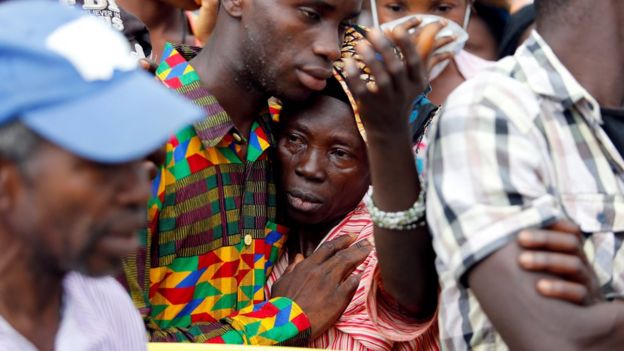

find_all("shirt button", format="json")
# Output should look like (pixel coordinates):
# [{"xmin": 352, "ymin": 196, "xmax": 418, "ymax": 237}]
[
  {"xmin": 232, "ymin": 132, "xmax": 243, "ymax": 143},
  {"xmin": 244, "ymin": 234, "xmax": 253, "ymax": 246}
]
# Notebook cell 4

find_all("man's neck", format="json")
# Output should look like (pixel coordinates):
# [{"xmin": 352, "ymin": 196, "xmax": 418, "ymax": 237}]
[
  {"xmin": 539, "ymin": 8, "xmax": 624, "ymax": 108},
  {"xmin": 0, "ymin": 238, "xmax": 63, "ymax": 350},
  {"xmin": 190, "ymin": 27, "xmax": 268, "ymax": 138}
]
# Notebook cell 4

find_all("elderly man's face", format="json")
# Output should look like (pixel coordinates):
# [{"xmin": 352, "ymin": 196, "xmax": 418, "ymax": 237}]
[{"xmin": 4, "ymin": 141, "xmax": 149, "ymax": 277}]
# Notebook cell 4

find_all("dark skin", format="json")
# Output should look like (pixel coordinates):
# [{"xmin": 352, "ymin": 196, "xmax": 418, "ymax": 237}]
[
  {"xmin": 190, "ymin": 0, "xmax": 361, "ymax": 158},
  {"xmin": 0, "ymin": 141, "xmax": 150, "ymax": 351},
  {"xmin": 463, "ymin": 1, "xmax": 624, "ymax": 349},
  {"xmin": 343, "ymin": 20, "xmax": 443, "ymax": 317},
  {"xmin": 140, "ymin": 0, "xmax": 376, "ymax": 338},
  {"xmin": 118, "ymin": 0, "xmax": 200, "ymax": 63},
  {"xmin": 517, "ymin": 221, "xmax": 603, "ymax": 305},
  {"xmin": 275, "ymin": 20, "xmax": 447, "ymax": 329},
  {"xmin": 273, "ymin": 96, "xmax": 374, "ymax": 338}
]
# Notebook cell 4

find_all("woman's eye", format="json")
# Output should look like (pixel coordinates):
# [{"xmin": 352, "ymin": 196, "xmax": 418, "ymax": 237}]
[
  {"xmin": 435, "ymin": 4, "xmax": 454, "ymax": 13},
  {"xmin": 332, "ymin": 149, "xmax": 350, "ymax": 158},
  {"xmin": 287, "ymin": 134, "xmax": 301, "ymax": 143},
  {"xmin": 386, "ymin": 3, "xmax": 404, "ymax": 13}
]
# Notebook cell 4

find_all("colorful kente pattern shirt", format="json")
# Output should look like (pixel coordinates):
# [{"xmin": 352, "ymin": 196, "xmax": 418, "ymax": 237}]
[{"xmin": 122, "ymin": 43, "xmax": 310, "ymax": 345}]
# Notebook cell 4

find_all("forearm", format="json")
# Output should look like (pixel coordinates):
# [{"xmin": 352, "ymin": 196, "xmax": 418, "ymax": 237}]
[
  {"xmin": 366, "ymin": 129, "xmax": 438, "ymax": 317},
  {"xmin": 470, "ymin": 242, "xmax": 624, "ymax": 350}
]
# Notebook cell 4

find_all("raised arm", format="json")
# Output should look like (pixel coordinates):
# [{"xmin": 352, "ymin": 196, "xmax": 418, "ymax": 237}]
[{"xmin": 343, "ymin": 19, "xmax": 446, "ymax": 319}]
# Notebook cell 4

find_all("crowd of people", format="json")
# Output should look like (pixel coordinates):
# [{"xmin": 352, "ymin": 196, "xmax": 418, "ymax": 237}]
[{"xmin": 0, "ymin": 0, "xmax": 622, "ymax": 350}]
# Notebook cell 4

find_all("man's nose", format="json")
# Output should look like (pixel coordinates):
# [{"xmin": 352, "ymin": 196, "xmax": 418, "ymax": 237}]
[
  {"xmin": 313, "ymin": 26, "xmax": 342, "ymax": 63},
  {"xmin": 295, "ymin": 148, "xmax": 326, "ymax": 182},
  {"xmin": 115, "ymin": 162, "xmax": 151, "ymax": 207}
]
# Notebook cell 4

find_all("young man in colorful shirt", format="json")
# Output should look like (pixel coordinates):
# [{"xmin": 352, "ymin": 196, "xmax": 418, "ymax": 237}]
[
  {"xmin": 122, "ymin": 0, "xmax": 373, "ymax": 345},
  {"xmin": 426, "ymin": 0, "xmax": 624, "ymax": 349}
]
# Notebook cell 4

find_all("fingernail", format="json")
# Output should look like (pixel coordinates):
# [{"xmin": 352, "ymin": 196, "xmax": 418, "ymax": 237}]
[
  {"xmin": 537, "ymin": 279, "xmax": 553, "ymax": 293},
  {"xmin": 518, "ymin": 231, "xmax": 532, "ymax": 243},
  {"xmin": 519, "ymin": 252, "xmax": 534, "ymax": 267}
]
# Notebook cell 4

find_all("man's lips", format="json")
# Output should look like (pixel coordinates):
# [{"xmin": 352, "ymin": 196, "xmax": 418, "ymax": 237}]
[
  {"xmin": 296, "ymin": 67, "xmax": 331, "ymax": 91},
  {"xmin": 286, "ymin": 191, "xmax": 323, "ymax": 213}
]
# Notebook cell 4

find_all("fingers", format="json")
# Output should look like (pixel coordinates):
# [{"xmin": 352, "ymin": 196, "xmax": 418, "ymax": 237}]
[
  {"xmin": 517, "ymin": 229, "xmax": 583, "ymax": 255},
  {"xmin": 284, "ymin": 254, "xmax": 305, "ymax": 275},
  {"xmin": 536, "ymin": 279, "xmax": 590, "ymax": 305},
  {"xmin": 386, "ymin": 22, "xmax": 425, "ymax": 86},
  {"xmin": 432, "ymin": 34, "xmax": 456, "ymax": 52},
  {"xmin": 337, "ymin": 274, "xmax": 362, "ymax": 302},
  {"xmin": 415, "ymin": 20, "xmax": 447, "ymax": 61},
  {"xmin": 518, "ymin": 251, "xmax": 590, "ymax": 282},
  {"xmin": 428, "ymin": 52, "xmax": 453, "ymax": 73},
  {"xmin": 344, "ymin": 57, "xmax": 369, "ymax": 100},
  {"xmin": 356, "ymin": 30, "xmax": 403, "ymax": 94},
  {"xmin": 309, "ymin": 234, "xmax": 358, "ymax": 263},
  {"xmin": 546, "ymin": 219, "xmax": 582, "ymax": 236},
  {"xmin": 325, "ymin": 239, "xmax": 373, "ymax": 281}
]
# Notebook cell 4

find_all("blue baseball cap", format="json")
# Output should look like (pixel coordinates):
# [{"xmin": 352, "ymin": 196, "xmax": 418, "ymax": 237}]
[{"xmin": 0, "ymin": 0, "xmax": 204, "ymax": 163}]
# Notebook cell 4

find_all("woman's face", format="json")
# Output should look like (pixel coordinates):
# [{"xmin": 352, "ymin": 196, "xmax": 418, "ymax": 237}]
[
  {"xmin": 376, "ymin": 0, "xmax": 469, "ymax": 27},
  {"xmin": 278, "ymin": 95, "xmax": 370, "ymax": 227}
]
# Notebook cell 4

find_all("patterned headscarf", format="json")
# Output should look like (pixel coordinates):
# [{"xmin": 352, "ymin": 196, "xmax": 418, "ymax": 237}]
[{"xmin": 331, "ymin": 25, "xmax": 375, "ymax": 142}]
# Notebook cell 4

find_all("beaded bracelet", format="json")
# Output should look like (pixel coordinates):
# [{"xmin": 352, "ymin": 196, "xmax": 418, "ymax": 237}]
[{"xmin": 364, "ymin": 187, "xmax": 426, "ymax": 230}]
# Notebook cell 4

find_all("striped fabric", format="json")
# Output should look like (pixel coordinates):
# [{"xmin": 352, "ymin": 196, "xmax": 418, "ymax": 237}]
[
  {"xmin": 0, "ymin": 272, "xmax": 147, "ymax": 351},
  {"xmin": 266, "ymin": 202, "xmax": 439, "ymax": 351},
  {"xmin": 426, "ymin": 30, "xmax": 624, "ymax": 350},
  {"xmin": 122, "ymin": 43, "xmax": 310, "ymax": 345}
]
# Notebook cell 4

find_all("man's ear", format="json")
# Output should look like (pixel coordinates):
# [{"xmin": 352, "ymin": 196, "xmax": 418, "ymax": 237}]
[{"xmin": 221, "ymin": 0, "xmax": 243, "ymax": 18}]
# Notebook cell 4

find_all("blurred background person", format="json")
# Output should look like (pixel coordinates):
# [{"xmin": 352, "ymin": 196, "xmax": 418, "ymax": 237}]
[
  {"xmin": 375, "ymin": 0, "xmax": 493, "ymax": 105},
  {"xmin": 60, "ymin": 0, "xmax": 151, "ymax": 58},
  {"xmin": 464, "ymin": 0, "xmax": 508, "ymax": 61},
  {"xmin": 117, "ymin": 0, "xmax": 201, "ymax": 62},
  {"xmin": 0, "ymin": 1, "xmax": 201, "ymax": 350},
  {"xmin": 498, "ymin": 2, "xmax": 535, "ymax": 58}
]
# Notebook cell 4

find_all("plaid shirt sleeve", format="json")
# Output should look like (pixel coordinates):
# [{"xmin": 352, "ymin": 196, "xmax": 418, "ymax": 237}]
[
  {"xmin": 425, "ymin": 71, "xmax": 563, "ymax": 284},
  {"xmin": 121, "ymin": 160, "xmax": 311, "ymax": 345}
]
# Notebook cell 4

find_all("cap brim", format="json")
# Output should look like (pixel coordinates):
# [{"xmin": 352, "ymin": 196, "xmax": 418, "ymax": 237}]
[{"xmin": 22, "ymin": 70, "xmax": 203, "ymax": 163}]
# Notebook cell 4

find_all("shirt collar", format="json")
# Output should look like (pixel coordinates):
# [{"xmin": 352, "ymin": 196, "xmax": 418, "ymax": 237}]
[
  {"xmin": 156, "ymin": 43, "xmax": 236, "ymax": 148},
  {"xmin": 516, "ymin": 31, "xmax": 601, "ymax": 122}
]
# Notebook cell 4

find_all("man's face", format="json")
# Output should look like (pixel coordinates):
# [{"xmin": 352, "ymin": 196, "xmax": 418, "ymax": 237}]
[
  {"xmin": 377, "ymin": 0, "xmax": 468, "ymax": 26},
  {"xmin": 238, "ymin": 0, "xmax": 362, "ymax": 102},
  {"xmin": 278, "ymin": 95, "xmax": 370, "ymax": 226},
  {"xmin": 4, "ymin": 141, "xmax": 149, "ymax": 277}
]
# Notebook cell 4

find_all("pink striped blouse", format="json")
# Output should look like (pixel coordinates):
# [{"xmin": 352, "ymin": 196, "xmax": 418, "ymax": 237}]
[{"xmin": 267, "ymin": 202, "xmax": 439, "ymax": 351}]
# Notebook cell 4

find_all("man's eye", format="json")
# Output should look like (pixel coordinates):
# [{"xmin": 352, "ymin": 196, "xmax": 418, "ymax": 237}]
[
  {"xmin": 299, "ymin": 7, "xmax": 320, "ymax": 21},
  {"xmin": 386, "ymin": 3, "xmax": 404, "ymax": 13}
]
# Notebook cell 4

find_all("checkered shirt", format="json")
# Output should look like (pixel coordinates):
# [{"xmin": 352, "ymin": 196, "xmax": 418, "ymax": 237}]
[
  {"xmin": 122, "ymin": 43, "xmax": 310, "ymax": 345},
  {"xmin": 426, "ymin": 31, "xmax": 624, "ymax": 350}
]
